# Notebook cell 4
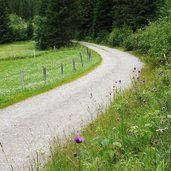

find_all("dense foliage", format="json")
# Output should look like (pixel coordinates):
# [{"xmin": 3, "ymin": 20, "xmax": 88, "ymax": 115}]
[
  {"xmin": 0, "ymin": 0, "xmax": 13, "ymax": 44},
  {"xmin": 112, "ymin": 0, "xmax": 165, "ymax": 31},
  {"xmin": 0, "ymin": 0, "xmax": 169, "ymax": 47},
  {"xmin": 36, "ymin": 0, "xmax": 79, "ymax": 49},
  {"xmin": 124, "ymin": 16, "xmax": 171, "ymax": 65},
  {"xmin": 77, "ymin": 0, "xmax": 96, "ymax": 39},
  {"xmin": 105, "ymin": 16, "xmax": 171, "ymax": 66},
  {"xmin": 7, "ymin": 0, "xmax": 41, "ymax": 19},
  {"xmin": 9, "ymin": 14, "xmax": 27, "ymax": 41}
]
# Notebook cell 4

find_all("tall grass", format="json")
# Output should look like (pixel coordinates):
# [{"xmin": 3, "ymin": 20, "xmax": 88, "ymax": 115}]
[
  {"xmin": 44, "ymin": 61, "xmax": 171, "ymax": 171},
  {"xmin": 43, "ymin": 15, "xmax": 171, "ymax": 171}
]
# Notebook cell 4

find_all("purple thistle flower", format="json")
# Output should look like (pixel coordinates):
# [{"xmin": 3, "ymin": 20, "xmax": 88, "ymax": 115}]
[{"xmin": 74, "ymin": 135, "xmax": 84, "ymax": 143}]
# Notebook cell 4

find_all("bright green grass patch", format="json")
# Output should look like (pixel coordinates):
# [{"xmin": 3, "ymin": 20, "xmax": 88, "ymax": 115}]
[
  {"xmin": 0, "ymin": 41, "xmax": 45, "ymax": 59},
  {"xmin": 0, "ymin": 45, "xmax": 102, "ymax": 108},
  {"xmin": 45, "ymin": 62, "xmax": 171, "ymax": 171}
]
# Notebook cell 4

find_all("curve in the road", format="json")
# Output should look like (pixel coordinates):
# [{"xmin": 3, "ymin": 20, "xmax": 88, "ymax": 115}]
[{"xmin": 0, "ymin": 43, "xmax": 143, "ymax": 171}]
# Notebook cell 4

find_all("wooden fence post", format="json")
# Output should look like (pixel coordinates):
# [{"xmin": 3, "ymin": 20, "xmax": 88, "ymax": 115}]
[
  {"xmin": 86, "ymin": 47, "xmax": 91, "ymax": 63},
  {"xmin": 43, "ymin": 65, "xmax": 47, "ymax": 83},
  {"xmin": 89, "ymin": 50, "xmax": 91, "ymax": 61},
  {"xmin": 61, "ymin": 63, "xmax": 64, "ymax": 76},
  {"xmin": 54, "ymin": 46, "xmax": 56, "ymax": 52},
  {"xmin": 33, "ymin": 50, "xmax": 36, "ymax": 57},
  {"xmin": 20, "ymin": 70, "xmax": 25, "ymax": 90},
  {"xmin": 80, "ymin": 52, "xmax": 84, "ymax": 67},
  {"xmin": 72, "ymin": 58, "xmax": 76, "ymax": 71}
]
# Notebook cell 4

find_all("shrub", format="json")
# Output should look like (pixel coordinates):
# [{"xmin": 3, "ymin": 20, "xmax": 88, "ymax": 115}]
[
  {"xmin": 9, "ymin": 14, "xmax": 28, "ymax": 41},
  {"xmin": 123, "ymin": 16, "xmax": 171, "ymax": 66},
  {"xmin": 108, "ymin": 27, "xmax": 132, "ymax": 47},
  {"xmin": 95, "ymin": 31, "xmax": 109, "ymax": 44}
]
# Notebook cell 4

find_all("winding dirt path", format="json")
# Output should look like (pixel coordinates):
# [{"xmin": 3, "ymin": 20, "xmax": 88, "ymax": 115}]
[{"xmin": 0, "ymin": 42, "xmax": 143, "ymax": 170}]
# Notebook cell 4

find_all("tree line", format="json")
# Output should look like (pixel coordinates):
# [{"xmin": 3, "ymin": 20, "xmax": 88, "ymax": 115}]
[{"xmin": 0, "ymin": 0, "xmax": 169, "ymax": 48}]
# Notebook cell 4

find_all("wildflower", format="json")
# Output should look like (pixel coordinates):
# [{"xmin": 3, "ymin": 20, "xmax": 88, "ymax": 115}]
[
  {"xmin": 160, "ymin": 119, "xmax": 167, "ymax": 124},
  {"xmin": 74, "ymin": 135, "xmax": 84, "ymax": 143},
  {"xmin": 156, "ymin": 128, "xmax": 163, "ymax": 133},
  {"xmin": 116, "ymin": 117, "xmax": 120, "ymax": 122},
  {"xmin": 152, "ymin": 139, "xmax": 160, "ymax": 146},
  {"xmin": 74, "ymin": 152, "xmax": 77, "ymax": 157},
  {"xmin": 134, "ymin": 67, "xmax": 136, "ymax": 70},
  {"xmin": 132, "ymin": 125, "xmax": 138, "ymax": 129},
  {"xmin": 119, "ymin": 80, "xmax": 121, "ymax": 84},
  {"xmin": 159, "ymin": 71, "xmax": 163, "ymax": 75},
  {"xmin": 167, "ymin": 115, "xmax": 171, "ymax": 119},
  {"xmin": 156, "ymin": 127, "xmax": 168, "ymax": 133},
  {"xmin": 153, "ymin": 88, "xmax": 156, "ymax": 92},
  {"xmin": 138, "ymin": 70, "xmax": 141, "ymax": 74}
]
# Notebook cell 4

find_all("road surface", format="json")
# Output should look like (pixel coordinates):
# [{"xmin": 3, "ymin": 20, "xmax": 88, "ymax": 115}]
[{"xmin": 0, "ymin": 42, "xmax": 143, "ymax": 170}]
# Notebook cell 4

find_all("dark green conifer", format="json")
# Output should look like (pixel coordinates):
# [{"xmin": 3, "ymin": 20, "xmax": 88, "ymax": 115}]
[
  {"xmin": 93, "ymin": 0, "xmax": 113, "ymax": 37},
  {"xmin": 0, "ymin": 0, "xmax": 13, "ymax": 44},
  {"xmin": 78, "ymin": 0, "xmax": 96, "ymax": 39},
  {"xmin": 37, "ymin": 0, "xmax": 78, "ymax": 49}
]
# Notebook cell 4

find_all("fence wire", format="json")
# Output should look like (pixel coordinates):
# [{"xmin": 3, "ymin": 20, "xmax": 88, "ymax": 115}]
[{"xmin": 0, "ymin": 49, "xmax": 92, "ymax": 96}]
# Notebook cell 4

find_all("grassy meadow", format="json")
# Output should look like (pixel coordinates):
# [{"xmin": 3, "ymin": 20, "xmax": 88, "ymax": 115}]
[
  {"xmin": 0, "ymin": 41, "xmax": 102, "ymax": 108},
  {"xmin": 0, "ymin": 41, "xmax": 45, "ymax": 59},
  {"xmin": 44, "ymin": 57, "xmax": 171, "ymax": 171}
]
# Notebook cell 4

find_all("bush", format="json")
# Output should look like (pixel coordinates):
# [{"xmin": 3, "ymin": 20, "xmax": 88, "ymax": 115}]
[
  {"xmin": 9, "ymin": 14, "xmax": 28, "ymax": 41},
  {"xmin": 33, "ymin": 15, "xmax": 48, "ymax": 50},
  {"xmin": 26, "ymin": 20, "xmax": 34, "ymax": 40},
  {"xmin": 108, "ymin": 27, "xmax": 132, "ymax": 47},
  {"xmin": 123, "ymin": 16, "xmax": 171, "ymax": 66},
  {"xmin": 95, "ymin": 31, "xmax": 109, "ymax": 44}
]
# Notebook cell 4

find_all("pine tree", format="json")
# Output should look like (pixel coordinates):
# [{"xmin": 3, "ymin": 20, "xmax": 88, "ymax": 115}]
[
  {"xmin": 37, "ymin": 0, "xmax": 79, "ymax": 49},
  {"xmin": 78, "ymin": 0, "xmax": 97, "ymax": 39},
  {"xmin": 39, "ymin": 0, "xmax": 49, "ymax": 16},
  {"xmin": 93, "ymin": 0, "xmax": 113, "ymax": 37},
  {"xmin": 26, "ymin": 20, "xmax": 34, "ymax": 40},
  {"xmin": 7, "ymin": 0, "xmax": 36, "ymax": 20},
  {"xmin": 112, "ymin": 0, "xmax": 165, "ymax": 31},
  {"xmin": 0, "ymin": 0, "xmax": 13, "ymax": 44}
]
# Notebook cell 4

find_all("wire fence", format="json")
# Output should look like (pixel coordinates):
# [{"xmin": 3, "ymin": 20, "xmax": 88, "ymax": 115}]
[{"xmin": 0, "ymin": 47, "xmax": 93, "ymax": 95}]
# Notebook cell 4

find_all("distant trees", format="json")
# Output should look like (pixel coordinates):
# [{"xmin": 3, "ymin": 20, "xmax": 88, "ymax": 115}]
[
  {"xmin": 112, "ymin": 0, "xmax": 165, "ymax": 31},
  {"xmin": 0, "ymin": 0, "xmax": 168, "ymax": 47},
  {"xmin": 0, "ymin": 0, "xmax": 13, "ymax": 43},
  {"xmin": 77, "ymin": 0, "xmax": 166, "ymax": 40},
  {"xmin": 39, "ymin": 0, "xmax": 48, "ymax": 16},
  {"xmin": 7, "ymin": 0, "xmax": 41, "ymax": 20},
  {"xmin": 77, "ymin": 0, "xmax": 96, "ymax": 39},
  {"xmin": 93, "ymin": 0, "xmax": 113, "ymax": 36},
  {"xmin": 26, "ymin": 20, "xmax": 34, "ymax": 40}
]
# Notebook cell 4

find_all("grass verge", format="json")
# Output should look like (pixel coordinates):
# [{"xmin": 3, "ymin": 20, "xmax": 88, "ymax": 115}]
[
  {"xmin": 0, "ymin": 43, "xmax": 102, "ymax": 108},
  {"xmin": 44, "ymin": 53, "xmax": 171, "ymax": 171}
]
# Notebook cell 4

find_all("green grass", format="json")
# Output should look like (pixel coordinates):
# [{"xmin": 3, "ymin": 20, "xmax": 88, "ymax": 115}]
[
  {"xmin": 0, "ymin": 41, "xmax": 45, "ymax": 59},
  {"xmin": 44, "ymin": 58, "xmax": 171, "ymax": 170},
  {"xmin": 0, "ymin": 43, "xmax": 102, "ymax": 108}
]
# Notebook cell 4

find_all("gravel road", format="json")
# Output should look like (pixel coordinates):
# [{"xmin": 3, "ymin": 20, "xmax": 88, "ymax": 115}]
[{"xmin": 0, "ymin": 42, "xmax": 143, "ymax": 171}]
